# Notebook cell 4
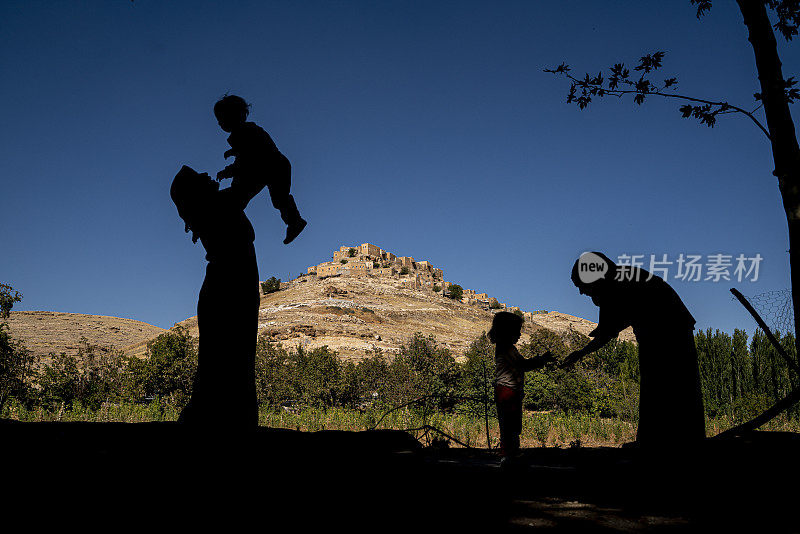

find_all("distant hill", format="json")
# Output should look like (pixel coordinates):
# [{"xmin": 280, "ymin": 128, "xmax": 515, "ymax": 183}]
[{"xmin": 4, "ymin": 311, "xmax": 166, "ymax": 361}]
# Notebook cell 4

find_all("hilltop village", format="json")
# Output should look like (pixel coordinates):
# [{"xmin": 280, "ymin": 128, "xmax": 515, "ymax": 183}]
[{"xmin": 299, "ymin": 242, "xmax": 541, "ymax": 322}]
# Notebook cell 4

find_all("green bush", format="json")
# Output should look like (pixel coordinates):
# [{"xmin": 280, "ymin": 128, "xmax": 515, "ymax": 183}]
[
  {"xmin": 73, "ymin": 338, "xmax": 128, "ymax": 410},
  {"xmin": 261, "ymin": 277, "xmax": 281, "ymax": 294},
  {"xmin": 0, "ymin": 283, "xmax": 22, "ymax": 319},
  {"xmin": 447, "ymin": 284, "xmax": 463, "ymax": 301},
  {"xmin": 0, "ymin": 323, "xmax": 36, "ymax": 412},
  {"xmin": 125, "ymin": 326, "xmax": 197, "ymax": 408},
  {"xmin": 38, "ymin": 353, "xmax": 80, "ymax": 409},
  {"xmin": 254, "ymin": 338, "xmax": 295, "ymax": 407},
  {"xmin": 0, "ymin": 283, "xmax": 36, "ymax": 412}
]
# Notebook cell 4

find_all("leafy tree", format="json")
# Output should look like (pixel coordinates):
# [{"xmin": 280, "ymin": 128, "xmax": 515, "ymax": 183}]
[
  {"xmin": 691, "ymin": 327, "xmax": 800, "ymax": 420},
  {"xmin": 0, "ymin": 284, "xmax": 36, "ymax": 412},
  {"xmin": 126, "ymin": 326, "xmax": 197, "ymax": 407},
  {"xmin": 254, "ymin": 336, "xmax": 295, "ymax": 407},
  {"xmin": 261, "ymin": 277, "xmax": 281, "ymax": 294},
  {"xmin": 355, "ymin": 353, "xmax": 391, "ymax": 400},
  {"xmin": 520, "ymin": 329, "xmax": 642, "ymax": 417},
  {"xmin": 399, "ymin": 266, "xmax": 410, "ymax": 275},
  {"xmin": 74, "ymin": 338, "xmax": 128, "ymax": 410},
  {"xmin": 338, "ymin": 360, "xmax": 363, "ymax": 408},
  {"xmin": 520, "ymin": 328, "xmax": 571, "ymax": 359},
  {"xmin": 388, "ymin": 333, "xmax": 460, "ymax": 410},
  {"xmin": 348, "ymin": 248, "xmax": 357, "ymax": 258},
  {"xmin": 489, "ymin": 298, "xmax": 502, "ymax": 310},
  {"xmin": 0, "ymin": 283, "xmax": 21, "ymax": 319},
  {"xmin": 447, "ymin": 284, "xmax": 463, "ymax": 301},
  {"xmin": 291, "ymin": 345, "xmax": 354, "ymax": 407},
  {"xmin": 750, "ymin": 330, "xmax": 798, "ymax": 411},
  {"xmin": 588, "ymin": 338, "xmax": 640, "ymax": 382},
  {"xmin": 459, "ymin": 333, "xmax": 496, "ymax": 417},
  {"xmin": 731, "ymin": 328, "xmax": 753, "ymax": 405},
  {"xmin": 432, "ymin": 284, "xmax": 441, "ymax": 292},
  {"xmin": 38, "ymin": 353, "xmax": 81, "ymax": 408},
  {"xmin": 340, "ymin": 259, "xmax": 348, "ymax": 264},
  {"xmin": 0, "ymin": 327, "xmax": 34, "ymax": 412}
]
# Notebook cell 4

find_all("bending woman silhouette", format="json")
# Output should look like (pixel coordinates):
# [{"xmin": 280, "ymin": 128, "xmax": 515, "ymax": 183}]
[
  {"xmin": 171, "ymin": 165, "xmax": 259, "ymax": 428},
  {"xmin": 562, "ymin": 252, "xmax": 705, "ymax": 449}
]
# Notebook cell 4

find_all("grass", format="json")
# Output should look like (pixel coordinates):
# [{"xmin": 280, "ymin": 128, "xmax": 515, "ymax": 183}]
[
  {"xmin": 4, "ymin": 399, "xmax": 799, "ymax": 449},
  {"xmin": 3, "ymin": 399, "xmax": 181, "ymax": 423}
]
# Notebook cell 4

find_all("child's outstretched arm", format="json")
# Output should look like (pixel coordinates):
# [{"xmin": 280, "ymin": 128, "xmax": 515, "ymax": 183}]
[
  {"xmin": 522, "ymin": 351, "xmax": 556, "ymax": 372},
  {"xmin": 506, "ymin": 347, "xmax": 555, "ymax": 373}
]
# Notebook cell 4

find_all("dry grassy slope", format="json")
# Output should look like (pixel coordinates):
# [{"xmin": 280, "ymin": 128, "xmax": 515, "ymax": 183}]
[
  {"xmin": 4, "ymin": 311, "xmax": 167, "ymax": 361},
  {"xmin": 174, "ymin": 275, "xmax": 635, "ymax": 361}
]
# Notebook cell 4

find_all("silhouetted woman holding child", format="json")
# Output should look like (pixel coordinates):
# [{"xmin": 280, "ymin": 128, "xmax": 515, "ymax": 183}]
[
  {"xmin": 170, "ymin": 95, "xmax": 308, "ymax": 428},
  {"xmin": 171, "ymin": 166, "xmax": 259, "ymax": 428}
]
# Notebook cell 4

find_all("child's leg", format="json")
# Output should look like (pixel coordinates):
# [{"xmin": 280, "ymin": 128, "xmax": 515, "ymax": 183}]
[
  {"xmin": 267, "ymin": 159, "xmax": 303, "ymax": 224},
  {"xmin": 495, "ymin": 385, "xmax": 521, "ymax": 457},
  {"xmin": 495, "ymin": 392, "xmax": 507, "ymax": 456},
  {"xmin": 267, "ymin": 160, "xmax": 306, "ymax": 244},
  {"xmin": 272, "ymin": 191, "xmax": 302, "ymax": 226},
  {"xmin": 509, "ymin": 393, "xmax": 523, "ymax": 455}
]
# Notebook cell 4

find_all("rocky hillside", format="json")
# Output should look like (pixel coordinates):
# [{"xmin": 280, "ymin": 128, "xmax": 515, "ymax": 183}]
[
  {"xmin": 5, "ymin": 275, "xmax": 634, "ymax": 363},
  {"xmin": 173, "ymin": 274, "xmax": 635, "ymax": 361}
]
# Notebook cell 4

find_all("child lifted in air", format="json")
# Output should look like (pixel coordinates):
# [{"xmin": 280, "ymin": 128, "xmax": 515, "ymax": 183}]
[
  {"xmin": 489, "ymin": 311, "xmax": 554, "ymax": 466},
  {"xmin": 214, "ymin": 94, "xmax": 307, "ymax": 244}
]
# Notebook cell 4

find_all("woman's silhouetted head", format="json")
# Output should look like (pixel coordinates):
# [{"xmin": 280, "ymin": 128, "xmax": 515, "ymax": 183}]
[
  {"xmin": 171, "ymin": 166, "xmax": 218, "ymax": 242},
  {"xmin": 571, "ymin": 251, "xmax": 616, "ymax": 303}
]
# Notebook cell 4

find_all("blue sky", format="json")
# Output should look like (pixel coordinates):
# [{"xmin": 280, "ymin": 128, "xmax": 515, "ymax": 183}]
[{"xmin": 1, "ymin": 1, "xmax": 797, "ymax": 337}]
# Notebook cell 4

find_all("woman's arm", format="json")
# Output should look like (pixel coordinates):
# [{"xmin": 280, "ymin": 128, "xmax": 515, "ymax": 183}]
[{"xmin": 560, "ymin": 332, "xmax": 613, "ymax": 369}]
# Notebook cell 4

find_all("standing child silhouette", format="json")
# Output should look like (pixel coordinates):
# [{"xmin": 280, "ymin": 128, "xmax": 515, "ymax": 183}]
[
  {"xmin": 214, "ymin": 94, "xmax": 307, "ymax": 244},
  {"xmin": 489, "ymin": 312, "xmax": 554, "ymax": 466}
]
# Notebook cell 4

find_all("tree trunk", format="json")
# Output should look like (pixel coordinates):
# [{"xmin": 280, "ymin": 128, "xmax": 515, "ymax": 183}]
[{"xmin": 737, "ymin": 0, "xmax": 800, "ymax": 364}]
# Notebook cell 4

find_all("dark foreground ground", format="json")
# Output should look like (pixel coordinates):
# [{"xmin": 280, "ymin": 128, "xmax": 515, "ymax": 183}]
[{"xmin": 1, "ymin": 420, "xmax": 798, "ymax": 532}]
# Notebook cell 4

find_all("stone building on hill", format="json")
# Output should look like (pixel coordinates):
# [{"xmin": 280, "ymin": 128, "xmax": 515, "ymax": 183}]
[
  {"xmin": 303, "ymin": 241, "xmax": 536, "ymax": 317},
  {"xmin": 307, "ymin": 243, "xmax": 444, "ymax": 290}
]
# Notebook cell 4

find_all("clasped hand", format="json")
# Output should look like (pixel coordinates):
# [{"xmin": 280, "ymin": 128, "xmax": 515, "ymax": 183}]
[{"xmin": 559, "ymin": 350, "xmax": 583, "ymax": 369}]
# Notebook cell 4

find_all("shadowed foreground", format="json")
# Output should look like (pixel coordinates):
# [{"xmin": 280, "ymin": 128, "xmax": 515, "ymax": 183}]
[{"xmin": 1, "ymin": 420, "xmax": 798, "ymax": 531}]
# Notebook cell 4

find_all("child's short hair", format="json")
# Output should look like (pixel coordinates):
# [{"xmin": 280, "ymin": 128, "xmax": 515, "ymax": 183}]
[
  {"xmin": 214, "ymin": 94, "xmax": 251, "ymax": 120},
  {"xmin": 488, "ymin": 311, "xmax": 524, "ymax": 344}
]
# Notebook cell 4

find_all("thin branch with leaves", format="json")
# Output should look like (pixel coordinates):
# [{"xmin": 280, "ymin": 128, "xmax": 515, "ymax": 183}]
[{"xmin": 544, "ymin": 52, "xmax": 780, "ymax": 140}]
